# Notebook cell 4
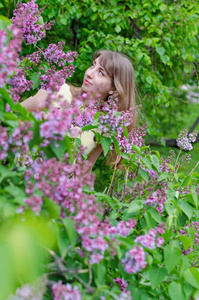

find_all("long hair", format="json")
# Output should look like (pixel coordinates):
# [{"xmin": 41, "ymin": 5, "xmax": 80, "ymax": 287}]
[
  {"xmin": 93, "ymin": 50, "xmax": 136, "ymax": 131},
  {"xmin": 93, "ymin": 50, "xmax": 137, "ymax": 166}
]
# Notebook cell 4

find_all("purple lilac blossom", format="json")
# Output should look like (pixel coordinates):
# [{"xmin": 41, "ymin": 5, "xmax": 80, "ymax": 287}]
[
  {"xmin": 144, "ymin": 188, "xmax": 167, "ymax": 214},
  {"xmin": 180, "ymin": 221, "xmax": 199, "ymax": 255},
  {"xmin": 52, "ymin": 281, "xmax": 81, "ymax": 300},
  {"xmin": 12, "ymin": 0, "xmax": 54, "ymax": 45},
  {"xmin": 176, "ymin": 128, "xmax": 198, "ymax": 151},
  {"xmin": 0, "ymin": 26, "xmax": 22, "ymax": 89},
  {"xmin": 114, "ymin": 278, "xmax": 128, "ymax": 292},
  {"xmin": 135, "ymin": 228, "xmax": 164, "ymax": 249},
  {"xmin": 122, "ymin": 245, "xmax": 147, "ymax": 274}
]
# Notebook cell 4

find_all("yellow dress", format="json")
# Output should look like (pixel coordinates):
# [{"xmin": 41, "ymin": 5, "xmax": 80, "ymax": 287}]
[{"xmin": 55, "ymin": 83, "xmax": 97, "ymax": 156}]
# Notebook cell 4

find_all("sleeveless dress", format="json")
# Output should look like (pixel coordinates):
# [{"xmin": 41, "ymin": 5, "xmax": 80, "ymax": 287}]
[{"xmin": 56, "ymin": 83, "xmax": 97, "ymax": 156}]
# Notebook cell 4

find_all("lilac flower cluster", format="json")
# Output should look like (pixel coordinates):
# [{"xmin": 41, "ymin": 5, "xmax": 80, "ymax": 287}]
[
  {"xmin": 9, "ymin": 121, "xmax": 33, "ymax": 156},
  {"xmin": 39, "ymin": 64, "xmax": 76, "ymax": 93},
  {"xmin": 0, "ymin": 124, "xmax": 9, "ymax": 160},
  {"xmin": 12, "ymin": 0, "xmax": 54, "ymax": 44},
  {"xmin": 135, "ymin": 227, "xmax": 165, "ymax": 249},
  {"xmin": 121, "ymin": 245, "xmax": 147, "ymax": 274},
  {"xmin": 25, "ymin": 195, "xmax": 43, "ymax": 213},
  {"xmin": 118, "ymin": 124, "xmax": 147, "ymax": 153},
  {"xmin": 196, "ymin": 184, "xmax": 199, "ymax": 195},
  {"xmin": 7, "ymin": 275, "xmax": 47, "ymax": 300},
  {"xmin": 179, "ymin": 221, "xmax": 199, "ymax": 255},
  {"xmin": 52, "ymin": 281, "xmax": 81, "ymax": 300},
  {"xmin": 117, "ymin": 291, "xmax": 132, "ymax": 300},
  {"xmin": 176, "ymin": 128, "xmax": 198, "ymax": 151},
  {"xmin": 98, "ymin": 95, "xmax": 144, "ymax": 153},
  {"xmin": 10, "ymin": 69, "xmax": 33, "ymax": 102},
  {"xmin": 0, "ymin": 121, "xmax": 33, "ymax": 160},
  {"xmin": 0, "ymin": 26, "xmax": 22, "ymax": 88},
  {"xmin": 43, "ymin": 42, "xmax": 78, "ymax": 66},
  {"xmin": 24, "ymin": 150, "xmax": 138, "ymax": 264},
  {"xmin": 114, "ymin": 278, "xmax": 128, "ymax": 292},
  {"xmin": 40, "ymin": 103, "xmax": 81, "ymax": 146},
  {"xmin": 144, "ymin": 187, "xmax": 167, "ymax": 214},
  {"xmin": 109, "ymin": 219, "xmax": 137, "ymax": 237}
]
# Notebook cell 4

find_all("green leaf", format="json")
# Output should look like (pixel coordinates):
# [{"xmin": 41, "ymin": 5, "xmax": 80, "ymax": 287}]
[
  {"xmin": 4, "ymin": 186, "xmax": 26, "ymax": 205},
  {"xmin": 112, "ymin": 136, "xmax": 120, "ymax": 154},
  {"xmin": 184, "ymin": 268, "xmax": 199, "ymax": 289},
  {"xmin": 164, "ymin": 241, "xmax": 181, "ymax": 273},
  {"xmin": 182, "ymin": 175, "xmax": 192, "ymax": 187},
  {"xmin": 50, "ymin": 139, "xmax": 66, "ymax": 161},
  {"xmin": 0, "ymin": 165, "xmax": 17, "ymax": 183},
  {"xmin": 100, "ymin": 136, "xmax": 111, "ymax": 156},
  {"xmin": 95, "ymin": 192, "xmax": 116, "ymax": 212},
  {"xmin": 141, "ymin": 157, "xmax": 152, "ymax": 169},
  {"xmin": 2, "ymin": 112, "xmax": 18, "ymax": 128},
  {"xmin": 65, "ymin": 135, "xmax": 74, "ymax": 162},
  {"xmin": 29, "ymin": 121, "xmax": 40, "ymax": 149},
  {"xmin": 44, "ymin": 197, "xmax": 61, "ymax": 219},
  {"xmin": 191, "ymin": 186, "xmax": 198, "ymax": 208},
  {"xmin": 155, "ymin": 45, "xmax": 165, "ymax": 56},
  {"xmin": 146, "ymin": 75, "xmax": 153, "ymax": 84},
  {"xmin": 31, "ymin": 72, "xmax": 40, "ymax": 89},
  {"xmin": 144, "ymin": 211, "xmax": 154, "ymax": 228},
  {"xmin": 0, "ymin": 16, "xmax": 11, "ymax": 30},
  {"xmin": 151, "ymin": 155, "xmax": 159, "ymax": 171},
  {"xmin": 132, "ymin": 145, "xmax": 141, "ymax": 154},
  {"xmin": 138, "ymin": 168, "xmax": 149, "ymax": 181},
  {"xmin": 62, "ymin": 218, "xmax": 77, "ymax": 247},
  {"xmin": 178, "ymin": 201, "xmax": 193, "ymax": 219},
  {"xmin": 168, "ymin": 282, "xmax": 186, "ymax": 300},
  {"xmin": 94, "ymin": 260, "xmax": 106, "ymax": 285},
  {"xmin": 149, "ymin": 265, "xmax": 167, "ymax": 289},
  {"xmin": 179, "ymin": 236, "xmax": 192, "ymax": 251},
  {"xmin": 148, "ymin": 207, "xmax": 163, "ymax": 223},
  {"xmin": 82, "ymin": 124, "xmax": 99, "ymax": 131},
  {"xmin": 115, "ymin": 25, "xmax": 121, "ymax": 33},
  {"xmin": 57, "ymin": 229, "xmax": 69, "ymax": 259},
  {"xmin": 160, "ymin": 55, "xmax": 170, "ymax": 65},
  {"xmin": 127, "ymin": 200, "xmax": 143, "ymax": 214}
]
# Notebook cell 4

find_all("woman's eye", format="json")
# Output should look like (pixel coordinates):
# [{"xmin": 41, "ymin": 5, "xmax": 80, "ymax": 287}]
[{"xmin": 99, "ymin": 70, "xmax": 104, "ymax": 76}]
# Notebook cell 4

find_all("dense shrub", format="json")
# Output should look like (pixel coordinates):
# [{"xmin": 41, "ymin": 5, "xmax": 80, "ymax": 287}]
[{"xmin": 0, "ymin": 2, "xmax": 199, "ymax": 299}]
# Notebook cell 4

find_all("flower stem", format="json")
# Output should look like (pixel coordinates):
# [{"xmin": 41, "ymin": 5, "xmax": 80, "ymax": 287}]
[
  {"xmin": 174, "ymin": 149, "xmax": 181, "ymax": 170},
  {"xmin": 188, "ymin": 160, "xmax": 199, "ymax": 176},
  {"xmin": 107, "ymin": 156, "xmax": 119, "ymax": 195}
]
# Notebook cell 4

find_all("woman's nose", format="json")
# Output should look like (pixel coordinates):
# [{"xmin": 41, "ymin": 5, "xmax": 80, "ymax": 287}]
[{"xmin": 86, "ymin": 68, "xmax": 94, "ymax": 78}]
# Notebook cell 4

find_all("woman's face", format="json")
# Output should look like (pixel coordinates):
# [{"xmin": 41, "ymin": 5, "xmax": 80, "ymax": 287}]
[{"xmin": 82, "ymin": 57, "xmax": 113, "ymax": 100}]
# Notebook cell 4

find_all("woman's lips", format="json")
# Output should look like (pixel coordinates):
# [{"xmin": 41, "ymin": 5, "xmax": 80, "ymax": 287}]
[{"xmin": 83, "ymin": 78, "xmax": 92, "ymax": 85}]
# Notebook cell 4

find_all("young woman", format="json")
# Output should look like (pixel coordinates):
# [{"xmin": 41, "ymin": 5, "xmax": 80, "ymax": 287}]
[{"xmin": 21, "ymin": 50, "xmax": 136, "ymax": 169}]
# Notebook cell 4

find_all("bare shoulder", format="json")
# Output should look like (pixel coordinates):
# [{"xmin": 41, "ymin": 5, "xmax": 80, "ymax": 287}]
[{"xmin": 21, "ymin": 89, "xmax": 48, "ymax": 111}]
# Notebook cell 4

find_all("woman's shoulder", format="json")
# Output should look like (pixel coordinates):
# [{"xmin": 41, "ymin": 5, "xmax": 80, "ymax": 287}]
[{"xmin": 56, "ymin": 83, "xmax": 72, "ymax": 104}]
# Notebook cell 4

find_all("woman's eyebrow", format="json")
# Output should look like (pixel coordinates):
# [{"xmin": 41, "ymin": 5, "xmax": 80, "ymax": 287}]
[{"xmin": 99, "ymin": 65, "xmax": 107, "ymax": 73}]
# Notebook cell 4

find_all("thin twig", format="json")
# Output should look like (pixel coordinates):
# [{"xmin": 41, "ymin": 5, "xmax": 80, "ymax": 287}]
[
  {"xmin": 174, "ymin": 149, "xmax": 181, "ymax": 170},
  {"xmin": 191, "ymin": 255, "xmax": 199, "ymax": 267},
  {"xmin": 188, "ymin": 160, "xmax": 199, "ymax": 176},
  {"xmin": 88, "ymin": 263, "xmax": 92, "ymax": 286},
  {"xmin": 107, "ymin": 156, "xmax": 119, "ymax": 195},
  {"xmin": 45, "ymin": 247, "xmax": 93, "ymax": 292}
]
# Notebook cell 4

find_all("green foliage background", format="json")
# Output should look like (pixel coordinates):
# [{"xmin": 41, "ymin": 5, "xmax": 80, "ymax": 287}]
[{"xmin": 2, "ymin": 0, "xmax": 199, "ymax": 137}]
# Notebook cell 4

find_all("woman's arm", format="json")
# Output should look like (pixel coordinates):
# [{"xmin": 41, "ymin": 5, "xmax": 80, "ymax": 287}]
[
  {"xmin": 84, "ymin": 144, "xmax": 103, "ymax": 173},
  {"xmin": 21, "ymin": 89, "xmax": 48, "ymax": 111}
]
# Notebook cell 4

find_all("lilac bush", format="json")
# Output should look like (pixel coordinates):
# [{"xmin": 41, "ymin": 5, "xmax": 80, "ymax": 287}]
[{"xmin": 0, "ymin": 2, "xmax": 199, "ymax": 300}]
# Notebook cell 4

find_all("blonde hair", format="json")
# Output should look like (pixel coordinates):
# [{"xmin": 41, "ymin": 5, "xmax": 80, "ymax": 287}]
[
  {"xmin": 93, "ymin": 50, "xmax": 137, "ymax": 166},
  {"xmin": 93, "ymin": 50, "xmax": 136, "ymax": 130}
]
